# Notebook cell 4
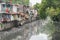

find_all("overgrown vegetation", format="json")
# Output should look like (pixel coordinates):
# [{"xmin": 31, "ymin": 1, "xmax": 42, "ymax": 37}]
[
  {"xmin": 2, "ymin": 0, "xmax": 29, "ymax": 5},
  {"xmin": 34, "ymin": 0, "xmax": 60, "ymax": 21},
  {"xmin": 34, "ymin": 0, "xmax": 60, "ymax": 40}
]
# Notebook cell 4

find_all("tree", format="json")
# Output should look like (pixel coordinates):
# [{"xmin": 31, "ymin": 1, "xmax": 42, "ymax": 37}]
[
  {"xmin": 34, "ymin": 0, "xmax": 48, "ymax": 19},
  {"xmin": 34, "ymin": 3, "xmax": 40, "ymax": 11},
  {"xmin": 2, "ymin": 0, "xmax": 29, "ymax": 5},
  {"xmin": 34, "ymin": 0, "xmax": 60, "ymax": 40},
  {"xmin": 34, "ymin": 0, "xmax": 60, "ymax": 20}
]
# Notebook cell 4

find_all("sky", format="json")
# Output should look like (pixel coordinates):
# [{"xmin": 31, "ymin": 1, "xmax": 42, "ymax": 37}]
[{"xmin": 29, "ymin": 0, "xmax": 42, "ymax": 6}]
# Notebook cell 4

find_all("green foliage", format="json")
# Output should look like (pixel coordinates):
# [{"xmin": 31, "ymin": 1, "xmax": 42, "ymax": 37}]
[
  {"xmin": 34, "ymin": 0, "xmax": 48, "ymax": 19},
  {"xmin": 46, "ymin": 7, "xmax": 60, "ymax": 21},
  {"xmin": 46, "ymin": 7, "xmax": 56, "ymax": 17},
  {"xmin": 2, "ymin": 0, "xmax": 29, "ymax": 5},
  {"xmin": 24, "ymin": 0, "xmax": 29, "ymax": 5},
  {"xmin": 34, "ymin": 0, "xmax": 60, "ymax": 20},
  {"xmin": 39, "ymin": 10, "xmax": 47, "ymax": 19},
  {"xmin": 34, "ymin": 3, "xmax": 40, "ymax": 11}
]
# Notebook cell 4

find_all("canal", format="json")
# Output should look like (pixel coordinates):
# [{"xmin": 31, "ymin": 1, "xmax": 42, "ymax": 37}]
[{"xmin": 0, "ymin": 17, "xmax": 55, "ymax": 40}]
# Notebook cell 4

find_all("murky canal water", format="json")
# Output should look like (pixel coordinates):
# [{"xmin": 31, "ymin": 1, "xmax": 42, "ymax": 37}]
[
  {"xmin": 12, "ymin": 17, "xmax": 54, "ymax": 40},
  {"xmin": 29, "ymin": 17, "xmax": 54, "ymax": 40}
]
